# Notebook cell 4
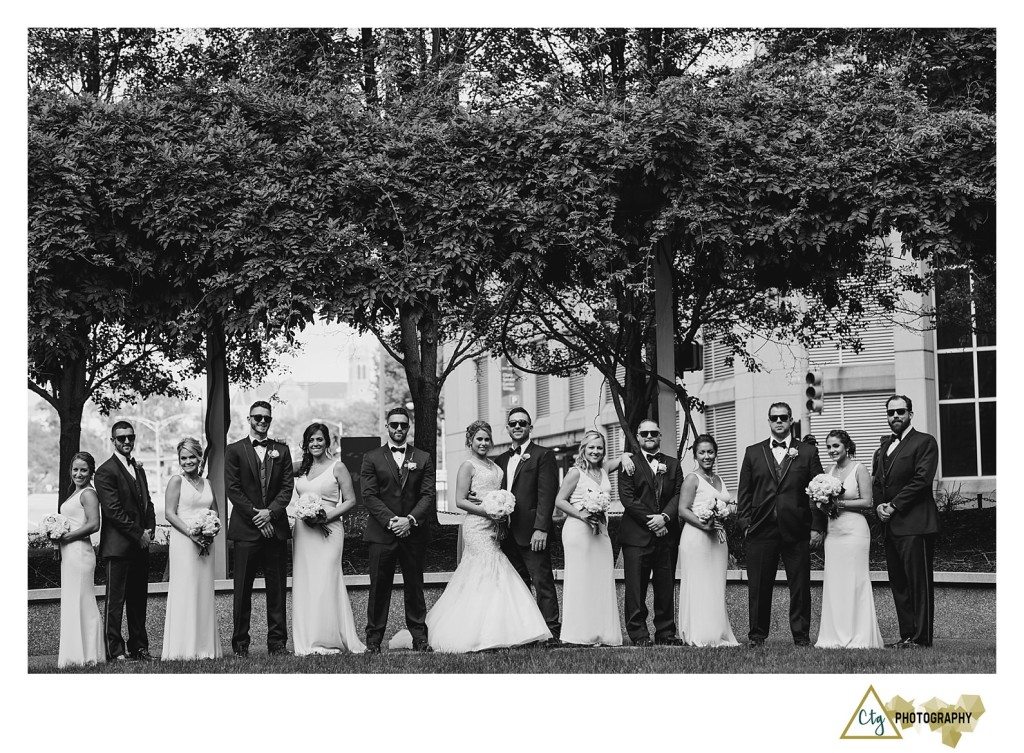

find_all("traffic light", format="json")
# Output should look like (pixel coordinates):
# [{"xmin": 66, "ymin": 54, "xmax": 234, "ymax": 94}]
[{"xmin": 805, "ymin": 371, "xmax": 824, "ymax": 414}]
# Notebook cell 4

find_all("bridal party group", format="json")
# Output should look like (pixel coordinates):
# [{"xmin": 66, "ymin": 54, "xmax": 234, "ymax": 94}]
[{"xmin": 52, "ymin": 393, "xmax": 939, "ymax": 667}]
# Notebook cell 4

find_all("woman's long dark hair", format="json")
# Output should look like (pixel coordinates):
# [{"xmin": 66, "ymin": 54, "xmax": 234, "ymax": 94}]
[
  {"xmin": 66, "ymin": 451, "xmax": 96, "ymax": 496},
  {"xmin": 298, "ymin": 423, "xmax": 333, "ymax": 477}
]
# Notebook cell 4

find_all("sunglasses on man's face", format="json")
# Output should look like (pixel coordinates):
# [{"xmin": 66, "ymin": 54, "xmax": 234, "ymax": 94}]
[
  {"xmin": 507, "ymin": 420, "xmax": 530, "ymax": 428},
  {"xmin": 249, "ymin": 415, "xmax": 272, "ymax": 424},
  {"xmin": 638, "ymin": 430, "xmax": 661, "ymax": 438},
  {"xmin": 769, "ymin": 415, "xmax": 791, "ymax": 423},
  {"xmin": 388, "ymin": 422, "xmax": 410, "ymax": 429},
  {"xmin": 113, "ymin": 434, "xmax": 136, "ymax": 444},
  {"xmin": 886, "ymin": 408, "xmax": 909, "ymax": 417}
]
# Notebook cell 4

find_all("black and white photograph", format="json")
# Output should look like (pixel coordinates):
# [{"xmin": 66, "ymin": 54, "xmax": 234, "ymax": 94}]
[{"xmin": 16, "ymin": 11, "xmax": 1008, "ymax": 750}]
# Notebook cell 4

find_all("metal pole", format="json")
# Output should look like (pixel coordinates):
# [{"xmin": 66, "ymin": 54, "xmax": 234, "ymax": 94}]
[{"xmin": 654, "ymin": 238, "xmax": 678, "ymax": 451}]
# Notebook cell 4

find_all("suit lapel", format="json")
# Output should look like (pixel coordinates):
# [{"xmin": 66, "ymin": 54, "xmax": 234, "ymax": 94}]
[
  {"xmin": 511, "ymin": 449, "xmax": 531, "ymax": 488},
  {"xmin": 761, "ymin": 442, "xmax": 780, "ymax": 485},
  {"xmin": 399, "ymin": 448, "xmax": 413, "ymax": 489},
  {"xmin": 883, "ymin": 432, "xmax": 911, "ymax": 479},
  {"xmin": 777, "ymin": 443, "xmax": 797, "ymax": 486},
  {"xmin": 383, "ymin": 447, "xmax": 402, "ymax": 485},
  {"xmin": 113, "ymin": 459, "xmax": 141, "ymax": 511},
  {"xmin": 264, "ymin": 441, "xmax": 276, "ymax": 496},
  {"xmin": 637, "ymin": 456, "xmax": 658, "ymax": 510},
  {"xmin": 242, "ymin": 440, "xmax": 263, "ymax": 501}
]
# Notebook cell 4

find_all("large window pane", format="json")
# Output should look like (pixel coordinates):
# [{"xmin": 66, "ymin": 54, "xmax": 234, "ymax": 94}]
[
  {"xmin": 977, "ymin": 351, "xmax": 996, "ymax": 398},
  {"xmin": 937, "ymin": 353, "xmax": 975, "ymax": 399},
  {"xmin": 979, "ymin": 402, "xmax": 996, "ymax": 476},
  {"xmin": 939, "ymin": 404, "xmax": 978, "ymax": 477},
  {"xmin": 935, "ymin": 268, "xmax": 972, "ymax": 349}
]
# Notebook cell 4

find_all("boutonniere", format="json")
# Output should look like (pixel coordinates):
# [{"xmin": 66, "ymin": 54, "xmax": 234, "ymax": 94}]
[
  {"xmin": 135, "ymin": 461, "xmax": 144, "ymax": 469},
  {"xmin": 406, "ymin": 461, "xmax": 418, "ymax": 470},
  {"xmin": 655, "ymin": 461, "xmax": 667, "ymax": 475},
  {"xmin": 521, "ymin": 453, "xmax": 531, "ymax": 462},
  {"xmin": 787, "ymin": 448, "xmax": 799, "ymax": 459},
  {"xmin": 269, "ymin": 448, "xmax": 281, "ymax": 459}
]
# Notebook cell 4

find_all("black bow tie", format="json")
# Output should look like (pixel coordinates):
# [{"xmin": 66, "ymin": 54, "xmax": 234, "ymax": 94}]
[
  {"xmin": 645, "ymin": 453, "xmax": 658, "ymax": 463},
  {"xmin": 390, "ymin": 446, "xmax": 406, "ymax": 454},
  {"xmin": 127, "ymin": 457, "xmax": 138, "ymax": 467},
  {"xmin": 252, "ymin": 439, "xmax": 268, "ymax": 448},
  {"xmin": 512, "ymin": 446, "xmax": 522, "ymax": 456},
  {"xmin": 889, "ymin": 434, "xmax": 900, "ymax": 443},
  {"xmin": 772, "ymin": 441, "xmax": 787, "ymax": 449}
]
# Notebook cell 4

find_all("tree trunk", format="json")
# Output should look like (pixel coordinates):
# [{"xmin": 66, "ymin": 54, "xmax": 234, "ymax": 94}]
[
  {"xmin": 360, "ymin": 28, "xmax": 379, "ymax": 109},
  {"xmin": 55, "ymin": 355, "xmax": 88, "ymax": 508},
  {"xmin": 397, "ymin": 303, "xmax": 441, "ymax": 462}
]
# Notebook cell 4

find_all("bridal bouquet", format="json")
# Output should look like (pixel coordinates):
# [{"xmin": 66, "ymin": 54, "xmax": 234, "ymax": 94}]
[
  {"xmin": 806, "ymin": 473, "xmax": 845, "ymax": 519},
  {"xmin": 296, "ymin": 493, "xmax": 331, "ymax": 537},
  {"xmin": 40, "ymin": 513, "xmax": 71, "ymax": 546},
  {"xmin": 185, "ymin": 510, "xmax": 221, "ymax": 556},
  {"xmin": 480, "ymin": 489, "xmax": 516, "ymax": 541},
  {"xmin": 579, "ymin": 487, "xmax": 611, "ymax": 533},
  {"xmin": 692, "ymin": 494, "xmax": 732, "ymax": 544}
]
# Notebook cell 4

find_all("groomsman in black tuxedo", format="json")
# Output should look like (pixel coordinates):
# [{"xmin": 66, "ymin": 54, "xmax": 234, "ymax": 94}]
[
  {"xmin": 874, "ymin": 395, "xmax": 939, "ymax": 648},
  {"xmin": 737, "ymin": 403, "xmax": 825, "ymax": 647},
  {"xmin": 360, "ymin": 407, "xmax": 436, "ymax": 653},
  {"xmin": 95, "ymin": 420, "xmax": 156, "ymax": 661},
  {"xmin": 225, "ymin": 401, "xmax": 294, "ymax": 656},
  {"xmin": 616, "ymin": 419, "xmax": 685, "ymax": 647},
  {"xmin": 495, "ymin": 407, "xmax": 561, "ymax": 642}
]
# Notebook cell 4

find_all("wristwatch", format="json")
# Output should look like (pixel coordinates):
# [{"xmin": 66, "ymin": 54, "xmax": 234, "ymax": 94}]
[{"xmin": 407, "ymin": 515, "xmax": 418, "ymax": 527}]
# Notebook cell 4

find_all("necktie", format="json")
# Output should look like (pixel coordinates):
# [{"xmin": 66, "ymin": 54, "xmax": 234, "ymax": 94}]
[
  {"xmin": 391, "ymin": 446, "xmax": 406, "ymax": 454},
  {"xmin": 772, "ymin": 440, "xmax": 786, "ymax": 449},
  {"xmin": 512, "ymin": 446, "xmax": 522, "ymax": 456},
  {"xmin": 252, "ymin": 439, "xmax": 268, "ymax": 448}
]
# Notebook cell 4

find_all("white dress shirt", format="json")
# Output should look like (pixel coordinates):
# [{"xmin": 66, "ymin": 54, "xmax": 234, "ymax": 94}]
[
  {"xmin": 887, "ymin": 426, "xmax": 914, "ymax": 456},
  {"xmin": 506, "ymin": 439, "xmax": 532, "ymax": 481},
  {"xmin": 770, "ymin": 437, "xmax": 790, "ymax": 464},
  {"xmin": 114, "ymin": 451, "xmax": 136, "ymax": 479}
]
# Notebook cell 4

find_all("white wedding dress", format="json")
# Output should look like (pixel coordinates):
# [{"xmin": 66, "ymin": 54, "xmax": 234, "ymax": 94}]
[
  {"xmin": 815, "ymin": 462, "xmax": 883, "ymax": 649},
  {"xmin": 292, "ymin": 462, "xmax": 365, "ymax": 655},
  {"xmin": 58, "ymin": 488, "xmax": 105, "ymax": 668},
  {"xmin": 561, "ymin": 468, "xmax": 623, "ymax": 646},
  {"xmin": 162, "ymin": 476, "xmax": 223, "ymax": 660},
  {"xmin": 677, "ymin": 474, "xmax": 739, "ymax": 647},
  {"xmin": 425, "ymin": 457, "xmax": 552, "ymax": 652}
]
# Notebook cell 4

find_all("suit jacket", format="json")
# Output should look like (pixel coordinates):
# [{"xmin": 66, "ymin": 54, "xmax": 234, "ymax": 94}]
[
  {"xmin": 359, "ymin": 444, "xmax": 436, "ymax": 544},
  {"xmin": 871, "ymin": 427, "xmax": 940, "ymax": 536},
  {"xmin": 225, "ymin": 437, "xmax": 295, "ymax": 542},
  {"xmin": 495, "ymin": 442, "xmax": 558, "ymax": 547},
  {"xmin": 95, "ymin": 455, "xmax": 156, "ymax": 559},
  {"xmin": 616, "ymin": 452, "xmax": 684, "ymax": 548},
  {"xmin": 737, "ymin": 439, "xmax": 825, "ymax": 543}
]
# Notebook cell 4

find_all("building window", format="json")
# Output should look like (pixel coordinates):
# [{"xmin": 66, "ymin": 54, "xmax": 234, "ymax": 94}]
[
  {"xmin": 602, "ymin": 363, "xmax": 626, "ymax": 404},
  {"xmin": 808, "ymin": 302, "xmax": 895, "ymax": 366},
  {"xmin": 475, "ymin": 357, "xmax": 489, "ymax": 422},
  {"xmin": 604, "ymin": 423, "xmax": 625, "ymax": 510},
  {"xmin": 704, "ymin": 403, "xmax": 737, "ymax": 492},
  {"xmin": 536, "ymin": 373, "xmax": 550, "ymax": 419},
  {"xmin": 826, "ymin": 392, "xmax": 894, "ymax": 474},
  {"xmin": 568, "ymin": 373, "xmax": 585, "ymax": 412},
  {"xmin": 934, "ymin": 269, "xmax": 996, "ymax": 478},
  {"xmin": 703, "ymin": 339, "xmax": 732, "ymax": 381}
]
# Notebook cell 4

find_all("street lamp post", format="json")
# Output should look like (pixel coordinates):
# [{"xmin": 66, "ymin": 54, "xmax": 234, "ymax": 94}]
[{"xmin": 115, "ymin": 412, "xmax": 191, "ymax": 495}]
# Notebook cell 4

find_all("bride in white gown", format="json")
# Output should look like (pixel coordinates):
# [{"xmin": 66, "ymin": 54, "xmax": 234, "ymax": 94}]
[
  {"xmin": 425, "ymin": 420, "xmax": 551, "ymax": 652},
  {"xmin": 57, "ymin": 452, "xmax": 105, "ymax": 668}
]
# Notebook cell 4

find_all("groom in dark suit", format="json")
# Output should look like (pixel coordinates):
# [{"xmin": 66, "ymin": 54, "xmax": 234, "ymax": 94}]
[
  {"xmin": 873, "ymin": 395, "xmax": 939, "ymax": 648},
  {"xmin": 737, "ymin": 402, "xmax": 825, "ymax": 647},
  {"xmin": 617, "ymin": 419, "xmax": 685, "ymax": 647},
  {"xmin": 225, "ymin": 401, "xmax": 294, "ymax": 657},
  {"xmin": 360, "ymin": 406, "xmax": 436, "ymax": 653},
  {"xmin": 95, "ymin": 420, "xmax": 156, "ymax": 661},
  {"xmin": 495, "ymin": 407, "xmax": 561, "ymax": 642}
]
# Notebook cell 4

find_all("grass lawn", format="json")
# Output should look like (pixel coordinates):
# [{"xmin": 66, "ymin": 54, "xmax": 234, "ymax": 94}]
[{"xmin": 31, "ymin": 638, "xmax": 994, "ymax": 674}]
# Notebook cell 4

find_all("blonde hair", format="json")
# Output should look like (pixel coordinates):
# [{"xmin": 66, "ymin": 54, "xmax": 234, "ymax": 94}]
[
  {"xmin": 176, "ymin": 437, "xmax": 206, "ymax": 474},
  {"xmin": 574, "ymin": 430, "xmax": 607, "ymax": 471}
]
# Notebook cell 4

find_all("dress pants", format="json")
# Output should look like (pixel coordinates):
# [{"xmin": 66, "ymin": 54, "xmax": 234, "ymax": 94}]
[
  {"xmin": 885, "ymin": 532, "xmax": 935, "ymax": 646},
  {"xmin": 365, "ymin": 536, "xmax": 428, "ymax": 647},
  {"xmin": 500, "ymin": 535, "xmax": 561, "ymax": 637},
  {"xmin": 621, "ymin": 539, "xmax": 678, "ymax": 642},
  {"xmin": 231, "ymin": 537, "xmax": 288, "ymax": 653},
  {"xmin": 745, "ymin": 518, "xmax": 811, "ymax": 643},
  {"xmin": 104, "ymin": 548, "xmax": 150, "ymax": 659}
]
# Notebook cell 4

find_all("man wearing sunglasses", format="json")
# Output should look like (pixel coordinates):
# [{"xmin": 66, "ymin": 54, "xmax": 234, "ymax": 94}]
[
  {"xmin": 617, "ymin": 420, "xmax": 685, "ymax": 647},
  {"xmin": 737, "ymin": 402, "xmax": 825, "ymax": 647},
  {"xmin": 494, "ymin": 407, "xmax": 561, "ymax": 644},
  {"xmin": 94, "ymin": 420, "xmax": 157, "ymax": 661},
  {"xmin": 225, "ymin": 401, "xmax": 295, "ymax": 657},
  {"xmin": 873, "ymin": 395, "xmax": 939, "ymax": 648},
  {"xmin": 360, "ymin": 406, "xmax": 436, "ymax": 653}
]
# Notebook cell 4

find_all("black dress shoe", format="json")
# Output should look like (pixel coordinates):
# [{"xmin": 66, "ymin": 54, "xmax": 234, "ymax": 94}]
[
  {"xmin": 268, "ymin": 647, "xmax": 291, "ymax": 656},
  {"xmin": 633, "ymin": 638, "xmax": 654, "ymax": 647},
  {"xmin": 108, "ymin": 654, "xmax": 128, "ymax": 663},
  {"xmin": 130, "ymin": 650, "xmax": 156, "ymax": 661},
  {"xmin": 655, "ymin": 636, "xmax": 686, "ymax": 647},
  {"xmin": 233, "ymin": 650, "xmax": 249, "ymax": 658},
  {"xmin": 544, "ymin": 637, "xmax": 563, "ymax": 648},
  {"xmin": 747, "ymin": 639, "xmax": 766, "ymax": 648},
  {"xmin": 412, "ymin": 641, "xmax": 434, "ymax": 653},
  {"xmin": 366, "ymin": 644, "xmax": 382, "ymax": 654},
  {"xmin": 794, "ymin": 639, "xmax": 811, "ymax": 647},
  {"xmin": 886, "ymin": 638, "xmax": 912, "ymax": 649}
]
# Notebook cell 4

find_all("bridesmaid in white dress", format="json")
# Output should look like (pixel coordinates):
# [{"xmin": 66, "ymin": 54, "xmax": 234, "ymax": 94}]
[
  {"xmin": 553, "ymin": 430, "xmax": 633, "ymax": 646},
  {"xmin": 815, "ymin": 430, "xmax": 883, "ymax": 649},
  {"xmin": 291, "ymin": 423, "xmax": 364, "ymax": 655},
  {"xmin": 162, "ymin": 438, "xmax": 222, "ymax": 660},
  {"xmin": 57, "ymin": 452, "xmax": 105, "ymax": 668},
  {"xmin": 677, "ymin": 434, "xmax": 739, "ymax": 647},
  {"xmin": 426, "ymin": 421, "xmax": 551, "ymax": 652}
]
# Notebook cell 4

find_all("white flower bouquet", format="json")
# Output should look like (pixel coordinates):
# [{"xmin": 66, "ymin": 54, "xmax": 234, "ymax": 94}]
[
  {"xmin": 806, "ymin": 473, "xmax": 845, "ymax": 519},
  {"xmin": 185, "ymin": 510, "xmax": 221, "ymax": 556},
  {"xmin": 578, "ymin": 487, "xmax": 611, "ymax": 533},
  {"xmin": 296, "ymin": 493, "xmax": 331, "ymax": 537},
  {"xmin": 480, "ymin": 489, "xmax": 516, "ymax": 541},
  {"xmin": 40, "ymin": 513, "xmax": 71, "ymax": 545},
  {"xmin": 692, "ymin": 493, "xmax": 731, "ymax": 544}
]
